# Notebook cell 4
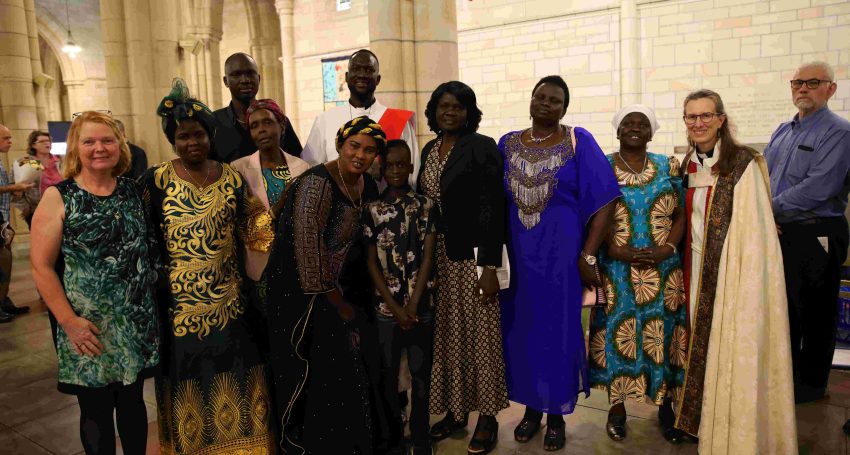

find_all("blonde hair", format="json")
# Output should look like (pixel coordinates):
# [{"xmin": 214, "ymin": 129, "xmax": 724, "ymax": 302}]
[{"xmin": 64, "ymin": 111, "xmax": 131, "ymax": 178}]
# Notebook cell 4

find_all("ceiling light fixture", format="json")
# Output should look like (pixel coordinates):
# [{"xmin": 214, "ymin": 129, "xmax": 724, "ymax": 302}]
[{"xmin": 60, "ymin": 0, "xmax": 81, "ymax": 58}]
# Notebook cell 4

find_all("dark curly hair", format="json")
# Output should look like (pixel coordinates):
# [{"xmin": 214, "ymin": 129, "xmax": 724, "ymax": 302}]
[
  {"xmin": 425, "ymin": 81, "xmax": 483, "ymax": 134},
  {"xmin": 532, "ymin": 75, "xmax": 570, "ymax": 115}
]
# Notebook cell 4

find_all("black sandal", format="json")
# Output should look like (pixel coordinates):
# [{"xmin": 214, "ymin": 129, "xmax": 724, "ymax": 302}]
[
  {"xmin": 429, "ymin": 413, "xmax": 468, "ymax": 441},
  {"xmin": 514, "ymin": 416, "xmax": 542, "ymax": 443},
  {"xmin": 467, "ymin": 416, "xmax": 498, "ymax": 454},
  {"xmin": 543, "ymin": 422, "xmax": 566, "ymax": 451}
]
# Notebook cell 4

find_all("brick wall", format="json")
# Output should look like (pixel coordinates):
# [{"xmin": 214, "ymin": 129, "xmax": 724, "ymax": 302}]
[{"xmin": 457, "ymin": 0, "xmax": 850, "ymax": 155}]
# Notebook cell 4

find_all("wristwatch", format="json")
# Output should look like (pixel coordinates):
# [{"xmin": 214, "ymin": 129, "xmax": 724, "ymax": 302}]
[
  {"xmin": 581, "ymin": 251, "xmax": 597, "ymax": 266},
  {"xmin": 484, "ymin": 265, "xmax": 497, "ymax": 270}
]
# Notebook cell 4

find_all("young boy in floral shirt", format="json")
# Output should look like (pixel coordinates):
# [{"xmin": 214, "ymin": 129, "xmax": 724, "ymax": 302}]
[{"xmin": 364, "ymin": 139, "xmax": 437, "ymax": 455}]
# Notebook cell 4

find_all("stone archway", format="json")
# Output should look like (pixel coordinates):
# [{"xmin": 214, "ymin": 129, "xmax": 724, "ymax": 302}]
[{"xmin": 36, "ymin": 13, "xmax": 108, "ymax": 115}]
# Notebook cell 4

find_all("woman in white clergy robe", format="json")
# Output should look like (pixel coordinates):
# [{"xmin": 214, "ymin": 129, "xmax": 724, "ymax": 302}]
[{"xmin": 675, "ymin": 89, "xmax": 797, "ymax": 454}]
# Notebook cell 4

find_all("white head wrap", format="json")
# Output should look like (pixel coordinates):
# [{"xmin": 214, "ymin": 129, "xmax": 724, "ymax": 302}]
[{"xmin": 612, "ymin": 104, "xmax": 660, "ymax": 137}]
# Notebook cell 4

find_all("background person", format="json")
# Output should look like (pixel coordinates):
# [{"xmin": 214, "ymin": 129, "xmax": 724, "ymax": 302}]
[
  {"xmin": 30, "ymin": 111, "xmax": 159, "ymax": 455},
  {"xmin": 0, "ymin": 124, "xmax": 34, "ymax": 322},
  {"xmin": 17, "ymin": 130, "xmax": 60, "ymax": 227},
  {"xmin": 114, "ymin": 119, "xmax": 148, "ymax": 180}
]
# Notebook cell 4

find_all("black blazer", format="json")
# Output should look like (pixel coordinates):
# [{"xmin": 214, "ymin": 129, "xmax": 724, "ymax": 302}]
[{"xmin": 417, "ymin": 132, "xmax": 505, "ymax": 267}]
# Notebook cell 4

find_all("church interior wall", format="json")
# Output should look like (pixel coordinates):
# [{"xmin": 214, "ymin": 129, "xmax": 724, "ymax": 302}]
[
  {"xmin": 218, "ymin": 0, "xmax": 251, "ymax": 106},
  {"xmin": 455, "ymin": 0, "xmax": 850, "ymax": 155},
  {"xmin": 290, "ymin": 0, "xmax": 370, "ymax": 141},
  {"xmin": 4, "ymin": 0, "xmax": 848, "ymax": 162}
]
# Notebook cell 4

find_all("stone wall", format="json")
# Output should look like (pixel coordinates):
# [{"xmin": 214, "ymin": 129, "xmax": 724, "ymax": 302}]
[
  {"xmin": 289, "ymin": 0, "xmax": 369, "ymax": 140},
  {"xmin": 456, "ymin": 0, "xmax": 850, "ymax": 154},
  {"xmin": 218, "ymin": 0, "xmax": 251, "ymax": 107}
]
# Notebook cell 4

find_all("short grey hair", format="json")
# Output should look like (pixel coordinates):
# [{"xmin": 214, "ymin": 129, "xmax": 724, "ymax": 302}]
[{"xmin": 798, "ymin": 61, "xmax": 835, "ymax": 81}]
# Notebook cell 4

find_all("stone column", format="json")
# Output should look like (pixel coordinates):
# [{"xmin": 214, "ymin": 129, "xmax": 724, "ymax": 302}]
[
  {"xmin": 246, "ymin": 0, "xmax": 284, "ymax": 104},
  {"xmin": 368, "ymin": 0, "xmax": 410, "ymax": 112},
  {"xmin": 101, "ymin": 0, "xmax": 182, "ymax": 164},
  {"xmin": 275, "ymin": 0, "xmax": 298, "ymax": 126},
  {"xmin": 411, "ymin": 0, "xmax": 459, "ymax": 146},
  {"xmin": 251, "ymin": 38, "xmax": 284, "ymax": 103},
  {"xmin": 619, "ymin": 0, "xmax": 641, "ymax": 105},
  {"xmin": 0, "ymin": 0, "xmax": 40, "ymax": 230},
  {"xmin": 24, "ymin": 0, "xmax": 49, "ymax": 128}
]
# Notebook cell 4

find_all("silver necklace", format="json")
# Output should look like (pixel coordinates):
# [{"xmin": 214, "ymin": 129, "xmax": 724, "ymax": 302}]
[
  {"xmin": 180, "ymin": 159, "xmax": 210, "ymax": 188},
  {"xmin": 336, "ymin": 163, "xmax": 362, "ymax": 209},
  {"xmin": 617, "ymin": 152, "xmax": 648, "ymax": 174},
  {"xmin": 529, "ymin": 125, "xmax": 559, "ymax": 144}
]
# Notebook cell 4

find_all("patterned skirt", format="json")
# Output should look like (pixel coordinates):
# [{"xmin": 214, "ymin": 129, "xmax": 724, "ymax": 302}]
[{"xmin": 429, "ymin": 235, "xmax": 509, "ymax": 417}]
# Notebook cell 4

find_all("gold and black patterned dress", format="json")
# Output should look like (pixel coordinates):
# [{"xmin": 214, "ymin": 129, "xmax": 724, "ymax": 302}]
[
  {"xmin": 140, "ymin": 162, "xmax": 276, "ymax": 455},
  {"xmin": 421, "ymin": 138, "xmax": 510, "ymax": 418}
]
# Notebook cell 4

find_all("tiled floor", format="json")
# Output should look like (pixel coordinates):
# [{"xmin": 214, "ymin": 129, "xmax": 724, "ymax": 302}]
[{"xmin": 1, "ymin": 257, "xmax": 848, "ymax": 454}]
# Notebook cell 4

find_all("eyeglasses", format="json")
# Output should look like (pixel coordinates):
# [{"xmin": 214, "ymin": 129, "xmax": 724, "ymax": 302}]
[
  {"xmin": 790, "ymin": 79, "xmax": 833, "ymax": 89},
  {"xmin": 683, "ymin": 112, "xmax": 723, "ymax": 125},
  {"xmin": 72, "ymin": 110, "xmax": 112, "ymax": 119}
]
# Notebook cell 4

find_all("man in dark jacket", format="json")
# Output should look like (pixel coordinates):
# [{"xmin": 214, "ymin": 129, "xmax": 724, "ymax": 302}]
[
  {"xmin": 212, "ymin": 52, "xmax": 302, "ymax": 163},
  {"xmin": 115, "ymin": 119, "xmax": 148, "ymax": 180}
]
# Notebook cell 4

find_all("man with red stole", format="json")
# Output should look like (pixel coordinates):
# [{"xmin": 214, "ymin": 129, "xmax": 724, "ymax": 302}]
[{"xmin": 302, "ymin": 49, "xmax": 418, "ymax": 185}]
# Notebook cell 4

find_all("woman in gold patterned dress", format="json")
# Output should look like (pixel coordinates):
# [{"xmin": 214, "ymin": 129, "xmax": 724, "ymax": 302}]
[
  {"xmin": 418, "ymin": 81, "xmax": 508, "ymax": 455},
  {"xmin": 142, "ymin": 80, "xmax": 277, "ymax": 454}
]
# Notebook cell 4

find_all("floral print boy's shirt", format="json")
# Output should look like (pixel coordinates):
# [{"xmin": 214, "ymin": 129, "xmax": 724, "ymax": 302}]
[{"xmin": 363, "ymin": 189, "xmax": 437, "ymax": 323}]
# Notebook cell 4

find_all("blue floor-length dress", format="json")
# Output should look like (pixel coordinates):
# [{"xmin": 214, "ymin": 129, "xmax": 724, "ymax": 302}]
[{"xmin": 499, "ymin": 127, "xmax": 620, "ymax": 414}]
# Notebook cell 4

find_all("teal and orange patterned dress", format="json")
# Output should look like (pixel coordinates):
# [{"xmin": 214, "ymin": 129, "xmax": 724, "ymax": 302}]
[
  {"xmin": 588, "ymin": 152, "xmax": 688, "ymax": 405},
  {"xmin": 54, "ymin": 177, "xmax": 159, "ymax": 394}
]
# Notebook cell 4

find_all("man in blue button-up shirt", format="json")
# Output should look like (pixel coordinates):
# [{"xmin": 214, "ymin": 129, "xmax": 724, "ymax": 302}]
[{"xmin": 765, "ymin": 61, "xmax": 850, "ymax": 404}]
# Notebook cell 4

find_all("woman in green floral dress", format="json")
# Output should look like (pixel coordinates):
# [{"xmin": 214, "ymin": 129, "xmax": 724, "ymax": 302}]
[{"xmin": 30, "ymin": 111, "xmax": 159, "ymax": 455}]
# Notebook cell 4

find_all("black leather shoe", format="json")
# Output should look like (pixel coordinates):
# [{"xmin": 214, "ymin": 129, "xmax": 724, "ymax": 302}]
[
  {"xmin": 0, "ymin": 308, "xmax": 13, "ymax": 323},
  {"xmin": 1, "ymin": 298, "xmax": 29, "ymax": 315},
  {"xmin": 606, "ymin": 414, "xmax": 626, "ymax": 441}
]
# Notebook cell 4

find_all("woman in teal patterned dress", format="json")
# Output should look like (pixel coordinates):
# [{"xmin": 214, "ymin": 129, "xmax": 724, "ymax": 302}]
[
  {"xmin": 30, "ymin": 111, "xmax": 159, "ymax": 455},
  {"xmin": 588, "ymin": 105, "xmax": 688, "ymax": 443},
  {"xmin": 142, "ymin": 80, "xmax": 278, "ymax": 454}
]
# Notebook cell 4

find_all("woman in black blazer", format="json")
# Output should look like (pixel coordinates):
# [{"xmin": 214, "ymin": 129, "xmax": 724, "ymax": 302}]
[{"xmin": 417, "ymin": 81, "xmax": 508, "ymax": 455}]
